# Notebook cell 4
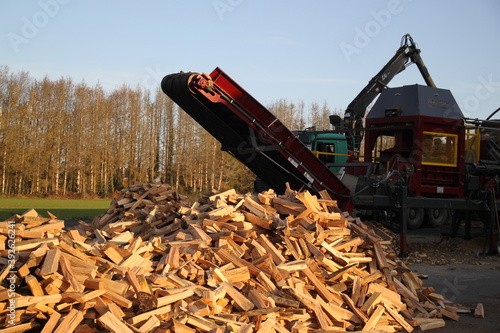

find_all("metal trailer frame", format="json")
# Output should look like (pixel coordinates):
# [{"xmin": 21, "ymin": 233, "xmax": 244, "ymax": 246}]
[{"xmin": 353, "ymin": 187, "xmax": 498, "ymax": 257}]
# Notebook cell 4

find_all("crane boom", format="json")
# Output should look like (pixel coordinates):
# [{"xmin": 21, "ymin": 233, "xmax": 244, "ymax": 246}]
[{"xmin": 338, "ymin": 34, "xmax": 436, "ymax": 152}]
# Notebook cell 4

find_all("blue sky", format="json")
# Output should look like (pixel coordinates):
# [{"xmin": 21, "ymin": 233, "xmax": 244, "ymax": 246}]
[{"xmin": 1, "ymin": 0, "xmax": 500, "ymax": 120}]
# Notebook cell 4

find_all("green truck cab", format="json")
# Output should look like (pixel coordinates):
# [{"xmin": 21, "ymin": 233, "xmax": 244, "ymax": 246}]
[{"xmin": 294, "ymin": 127, "xmax": 350, "ymax": 174}]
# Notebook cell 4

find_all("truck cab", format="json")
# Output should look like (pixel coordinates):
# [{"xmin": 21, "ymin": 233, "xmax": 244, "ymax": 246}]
[{"xmin": 295, "ymin": 127, "xmax": 349, "ymax": 174}]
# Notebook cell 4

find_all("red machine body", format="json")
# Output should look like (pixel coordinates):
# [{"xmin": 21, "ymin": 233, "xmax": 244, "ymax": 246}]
[{"xmin": 363, "ymin": 84, "xmax": 466, "ymax": 199}]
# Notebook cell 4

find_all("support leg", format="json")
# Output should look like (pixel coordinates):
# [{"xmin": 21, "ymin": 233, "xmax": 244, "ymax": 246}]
[
  {"xmin": 464, "ymin": 211, "xmax": 472, "ymax": 240},
  {"xmin": 487, "ymin": 193, "xmax": 499, "ymax": 255},
  {"xmin": 399, "ymin": 184, "xmax": 409, "ymax": 258},
  {"xmin": 450, "ymin": 210, "xmax": 462, "ymax": 238}
]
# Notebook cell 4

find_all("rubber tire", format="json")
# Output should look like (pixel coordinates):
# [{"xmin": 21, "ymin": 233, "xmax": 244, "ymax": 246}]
[
  {"xmin": 426, "ymin": 208, "xmax": 448, "ymax": 228},
  {"xmin": 407, "ymin": 207, "xmax": 425, "ymax": 229}
]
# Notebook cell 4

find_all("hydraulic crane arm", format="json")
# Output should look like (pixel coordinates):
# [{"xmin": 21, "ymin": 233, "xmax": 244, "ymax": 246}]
[{"xmin": 340, "ymin": 34, "xmax": 436, "ymax": 152}]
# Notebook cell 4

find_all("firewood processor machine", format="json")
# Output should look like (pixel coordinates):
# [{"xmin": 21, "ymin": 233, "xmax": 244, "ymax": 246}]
[{"xmin": 161, "ymin": 34, "xmax": 500, "ymax": 256}]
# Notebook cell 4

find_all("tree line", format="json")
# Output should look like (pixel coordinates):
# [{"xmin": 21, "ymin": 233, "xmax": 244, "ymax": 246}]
[{"xmin": 0, "ymin": 66, "xmax": 338, "ymax": 198}]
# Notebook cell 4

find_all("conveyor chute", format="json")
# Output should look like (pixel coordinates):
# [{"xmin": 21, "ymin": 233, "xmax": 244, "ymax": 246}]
[{"xmin": 161, "ymin": 67, "xmax": 352, "ymax": 211}]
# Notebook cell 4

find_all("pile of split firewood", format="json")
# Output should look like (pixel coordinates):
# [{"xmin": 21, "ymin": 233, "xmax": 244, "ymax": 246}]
[{"xmin": 0, "ymin": 182, "xmax": 476, "ymax": 332}]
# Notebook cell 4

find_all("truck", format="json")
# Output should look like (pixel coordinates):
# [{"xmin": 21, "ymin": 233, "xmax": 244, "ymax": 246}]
[{"xmin": 160, "ymin": 34, "xmax": 500, "ymax": 256}]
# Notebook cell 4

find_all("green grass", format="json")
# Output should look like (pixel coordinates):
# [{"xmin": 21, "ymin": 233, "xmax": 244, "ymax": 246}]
[{"xmin": 0, "ymin": 197, "xmax": 111, "ymax": 221}]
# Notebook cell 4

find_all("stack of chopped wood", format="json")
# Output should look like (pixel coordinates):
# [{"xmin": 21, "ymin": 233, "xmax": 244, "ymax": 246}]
[
  {"xmin": 0, "ymin": 182, "xmax": 471, "ymax": 332},
  {"xmin": 0, "ymin": 209, "xmax": 64, "ymax": 253}
]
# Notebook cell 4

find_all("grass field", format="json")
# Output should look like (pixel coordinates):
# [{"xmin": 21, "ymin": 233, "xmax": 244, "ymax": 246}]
[{"xmin": 0, "ymin": 197, "xmax": 111, "ymax": 221}]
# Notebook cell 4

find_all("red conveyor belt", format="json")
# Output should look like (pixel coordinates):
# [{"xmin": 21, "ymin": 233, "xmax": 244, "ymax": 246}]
[{"xmin": 161, "ymin": 67, "xmax": 352, "ymax": 211}]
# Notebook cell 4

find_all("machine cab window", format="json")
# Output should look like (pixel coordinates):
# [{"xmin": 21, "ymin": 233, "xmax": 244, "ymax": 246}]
[
  {"xmin": 314, "ymin": 141, "xmax": 336, "ymax": 164},
  {"xmin": 422, "ymin": 132, "xmax": 457, "ymax": 167}
]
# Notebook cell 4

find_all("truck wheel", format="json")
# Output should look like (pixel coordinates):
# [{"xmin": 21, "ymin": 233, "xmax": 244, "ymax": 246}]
[
  {"xmin": 426, "ymin": 208, "xmax": 448, "ymax": 228},
  {"xmin": 407, "ymin": 208, "xmax": 424, "ymax": 229}
]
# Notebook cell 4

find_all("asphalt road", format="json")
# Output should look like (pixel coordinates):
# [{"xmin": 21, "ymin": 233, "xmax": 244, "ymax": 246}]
[{"xmin": 409, "ymin": 263, "xmax": 500, "ymax": 332}]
